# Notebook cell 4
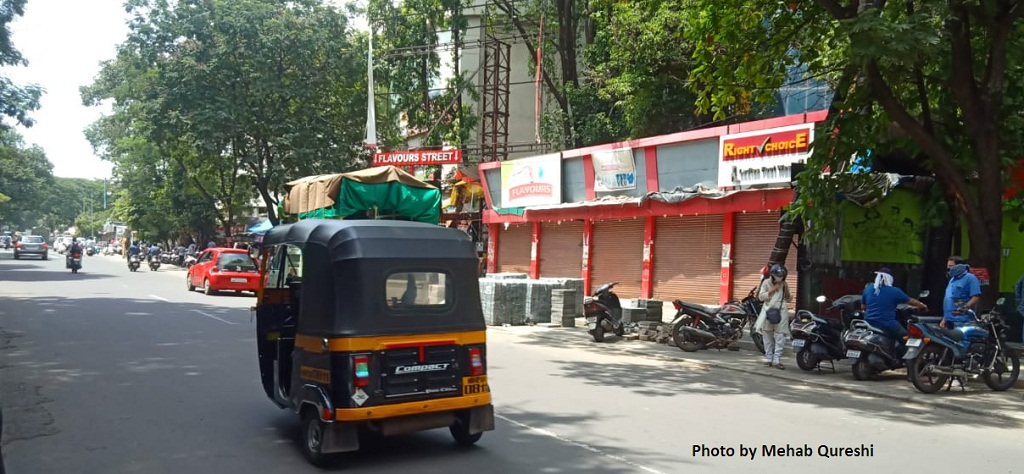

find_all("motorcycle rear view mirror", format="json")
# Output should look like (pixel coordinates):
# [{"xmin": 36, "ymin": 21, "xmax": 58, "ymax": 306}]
[{"xmin": 919, "ymin": 290, "xmax": 930, "ymax": 298}]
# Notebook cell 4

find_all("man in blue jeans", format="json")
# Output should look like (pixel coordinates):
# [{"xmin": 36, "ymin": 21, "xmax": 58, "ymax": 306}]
[
  {"xmin": 942, "ymin": 256, "xmax": 982, "ymax": 330},
  {"xmin": 861, "ymin": 267, "xmax": 929, "ymax": 356}
]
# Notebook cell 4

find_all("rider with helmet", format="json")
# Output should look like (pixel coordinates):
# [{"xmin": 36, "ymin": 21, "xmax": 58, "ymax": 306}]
[{"xmin": 755, "ymin": 264, "xmax": 792, "ymax": 369}]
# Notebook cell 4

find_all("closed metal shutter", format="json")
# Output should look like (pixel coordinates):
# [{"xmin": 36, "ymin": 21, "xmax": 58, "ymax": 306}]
[
  {"xmin": 732, "ymin": 211, "xmax": 799, "ymax": 300},
  {"xmin": 539, "ymin": 220, "xmax": 584, "ymax": 278},
  {"xmin": 652, "ymin": 215, "xmax": 723, "ymax": 304},
  {"xmin": 590, "ymin": 219, "xmax": 644, "ymax": 299},
  {"xmin": 497, "ymin": 223, "xmax": 531, "ymax": 274}
]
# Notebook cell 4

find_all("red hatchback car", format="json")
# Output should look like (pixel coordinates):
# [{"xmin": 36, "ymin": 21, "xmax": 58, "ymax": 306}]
[{"xmin": 186, "ymin": 248, "xmax": 260, "ymax": 295}]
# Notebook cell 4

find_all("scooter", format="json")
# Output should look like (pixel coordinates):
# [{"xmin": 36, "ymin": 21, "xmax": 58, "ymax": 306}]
[
  {"xmin": 128, "ymin": 255, "xmax": 141, "ymax": 272},
  {"xmin": 790, "ymin": 294, "xmax": 863, "ymax": 371},
  {"xmin": 68, "ymin": 252, "xmax": 82, "ymax": 274},
  {"xmin": 843, "ymin": 290, "xmax": 934, "ymax": 380},
  {"xmin": 585, "ymin": 281, "xmax": 624, "ymax": 342},
  {"xmin": 183, "ymin": 254, "xmax": 198, "ymax": 268},
  {"xmin": 904, "ymin": 297, "xmax": 1020, "ymax": 393},
  {"xmin": 148, "ymin": 255, "xmax": 161, "ymax": 271}
]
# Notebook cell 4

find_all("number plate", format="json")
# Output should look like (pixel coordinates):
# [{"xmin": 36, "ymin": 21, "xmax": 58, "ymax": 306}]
[
  {"xmin": 792, "ymin": 339, "xmax": 806, "ymax": 348},
  {"xmin": 906, "ymin": 338, "xmax": 922, "ymax": 347},
  {"xmin": 462, "ymin": 375, "xmax": 490, "ymax": 395},
  {"xmin": 846, "ymin": 350, "xmax": 861, "ymax": 358},
  {"xmin": 230, "ymin": 278, "xmax": 247, "ymax": 283}
]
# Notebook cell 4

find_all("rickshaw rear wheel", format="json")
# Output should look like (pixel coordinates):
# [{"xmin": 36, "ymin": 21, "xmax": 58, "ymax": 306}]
[
  {"xmin": 300, "ymin": 409, "xmax": 334, "ymax": 467},
  {"xmin": 449, "ymin": 417, "xmax": 482, "ymax": 446}
]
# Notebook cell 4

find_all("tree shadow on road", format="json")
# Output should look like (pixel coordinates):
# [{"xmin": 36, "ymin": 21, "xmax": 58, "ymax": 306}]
[{"xmin": 509, "ymin": 328, "xmax": 1024, "ymax": 430}]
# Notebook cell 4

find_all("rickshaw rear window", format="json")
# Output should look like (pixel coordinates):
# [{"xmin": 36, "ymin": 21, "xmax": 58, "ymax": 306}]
[{"xmin": 385, "ymin": 272, "xmax": 450, "ymax": 310}]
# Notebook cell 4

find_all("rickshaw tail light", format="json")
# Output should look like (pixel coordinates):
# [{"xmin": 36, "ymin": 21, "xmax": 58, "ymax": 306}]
[
  {"xmin": 322, "ymin": 407, "xmax": 332, "ymax": 421},
  {"xmin": 468, "ymin": 348, "xmax": 484, "ymax": 376},
  {"xmin": 353, "ymin": 355, "xmax": 370, "ymax": 387}
]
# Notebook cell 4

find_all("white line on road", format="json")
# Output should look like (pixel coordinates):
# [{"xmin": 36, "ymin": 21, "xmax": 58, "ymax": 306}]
[
  {"xmin": 190, "ymin": 309, "xmax": 237, "ymax": 325},
  {"xmin": 494, "ymin": 413, "xmax": 666, "ymax": 474},
  {"xmin": 149, "ymin": 294, "xmax": 169, "ymax": 302}
]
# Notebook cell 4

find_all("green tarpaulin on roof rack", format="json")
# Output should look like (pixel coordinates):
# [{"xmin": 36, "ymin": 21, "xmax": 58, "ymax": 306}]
[{"xmin": 280, "ymin": 166, "xmax": 441, "ymax": 224}]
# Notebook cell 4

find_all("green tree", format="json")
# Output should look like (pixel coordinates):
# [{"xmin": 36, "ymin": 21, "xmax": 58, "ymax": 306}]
[
  {"xmin": 0, "ymin": 129, "xmax": 53, "ymax": 228},
  {"xmin": 686, "ymin": 1, "xmax": 1024, "ymax": 302},
  {"xmin": 367, "ymin": 0, "xmax": 478, "ymax": 152},
  {"xmin": 0, "ymin": 0, "xmax": 42, "ymax": 129}
]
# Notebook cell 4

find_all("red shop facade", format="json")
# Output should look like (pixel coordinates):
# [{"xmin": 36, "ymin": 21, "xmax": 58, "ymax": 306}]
[{"xmin": 476, "ymin": 111, "xmax": 827, "ymax": 305}]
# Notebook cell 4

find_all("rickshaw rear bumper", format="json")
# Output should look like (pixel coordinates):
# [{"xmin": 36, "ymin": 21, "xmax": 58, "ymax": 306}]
[{"xmin": 319, "ymin": 399, "xmax": 495, "ymax": 454}]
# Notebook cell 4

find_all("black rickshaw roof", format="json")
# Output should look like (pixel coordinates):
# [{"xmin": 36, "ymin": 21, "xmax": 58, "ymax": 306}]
[{"xmin": 261, "ymin": 219, "xmax": 476, "ymax": 261}]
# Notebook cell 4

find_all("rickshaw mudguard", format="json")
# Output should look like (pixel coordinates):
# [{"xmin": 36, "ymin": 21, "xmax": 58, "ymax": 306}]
[
  {"xmin": 296, "ymin": 384, "xmax": 360, "ymax": 454},
  {"xmin": 466, "ymin": 404, "xmax": 496, "ymax": 435}
]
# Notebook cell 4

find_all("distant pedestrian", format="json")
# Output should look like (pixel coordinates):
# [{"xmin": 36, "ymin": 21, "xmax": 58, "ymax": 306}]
[
  {"xmin": 207, "ymin": 240, "xmax": 216, "ymax": 250},
  {"xmin": 755, "ymin": 264, "xmax": 792, "ymax": 369}
]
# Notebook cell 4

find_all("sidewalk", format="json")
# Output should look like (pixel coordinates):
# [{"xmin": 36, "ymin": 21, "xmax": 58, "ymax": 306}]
[{"xmin": 494, "ymin": 321, "xmax": 1024, "ymax": 424}]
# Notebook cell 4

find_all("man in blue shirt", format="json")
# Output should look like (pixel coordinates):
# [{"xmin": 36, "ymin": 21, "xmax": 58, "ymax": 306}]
[
  {"xmin": 943, "ymin": 256, "xmax": 982, "ymax": 329},
  {"xmin": 861, "ymin": 267, "xmax": 929, "ymax": 354}
]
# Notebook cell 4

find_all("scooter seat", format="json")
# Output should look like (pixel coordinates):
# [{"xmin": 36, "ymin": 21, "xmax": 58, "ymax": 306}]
[
  {"xmin": 677, "ymin": 300, "xmax": 716, "ymax": 318},
  {"xmin": 852, "ymin": 320, "xmax": 890, "ymax": 335}
]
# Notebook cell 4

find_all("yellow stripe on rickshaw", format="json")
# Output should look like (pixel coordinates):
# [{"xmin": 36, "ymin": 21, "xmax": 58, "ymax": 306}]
[{"xmin": 295, "ymin": 330, "xmax": 487, "ymax": 353}]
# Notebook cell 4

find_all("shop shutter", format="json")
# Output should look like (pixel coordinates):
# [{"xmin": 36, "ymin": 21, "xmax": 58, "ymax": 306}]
[
  {"xmin": 497, "ymin": 223, "xmax": 532, "ymax": 274},
  {"xmin": 539, "ymin": 220, "xmax": 584, "ymax": 279},
  {"xmin": 732, "ymin": 211, "xmax": 798, "ymax": 301},
  {"xmin": 652, "ymin": 215, "xmax": 723, "ymax": 304},
  {"xmin": 590, "ymin": 219, "xmax": 644, "ymax": 299}
]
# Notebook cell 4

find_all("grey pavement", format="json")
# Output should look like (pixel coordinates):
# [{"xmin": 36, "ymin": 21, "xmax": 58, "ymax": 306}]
[{"xmin": 499, "ymin": 321, "xmax": 1024, "ymax": 424}]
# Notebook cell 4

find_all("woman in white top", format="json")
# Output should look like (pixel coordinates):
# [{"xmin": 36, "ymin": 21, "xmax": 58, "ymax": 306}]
[{"xmin": 755, "ymin": 264, "xmax": 792, "ymax": 369}]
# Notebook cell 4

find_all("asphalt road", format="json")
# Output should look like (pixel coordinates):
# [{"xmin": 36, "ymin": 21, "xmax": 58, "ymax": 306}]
[{"xmin": 2, "ymin": 250, "xmax": 1023, "ymax": 474}]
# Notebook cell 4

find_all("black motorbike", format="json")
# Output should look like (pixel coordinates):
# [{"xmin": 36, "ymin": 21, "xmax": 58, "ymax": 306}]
[
  {"xmin": 843, "ymin": 290, "xmax": 935, "ymax": 380},
  {"xmin": 586, "ymin": 281, "xmax": 624, "ymax": 342},
  {"xmin": 68, "ymin": 252, "xmax": 82, "ymax": 274},
  {"xmin": 904, "ymin": 297, "xmax": 1020, "ymax": 393},
  {"xmin": 128, "ymin": 255, "xmax": 141, "ymax": 272},
  {"xmin": 790, "ymin": 294, "xmax": 863, "ymax": 371},
  {"xmin": 670, "ymin": 292, "xmax": 762, "ymax": 353}
]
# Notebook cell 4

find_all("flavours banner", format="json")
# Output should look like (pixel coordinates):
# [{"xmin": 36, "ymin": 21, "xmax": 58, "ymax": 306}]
[{"xmin": 500, "ymin": 153, "xmax": 562, "ymax": 208}]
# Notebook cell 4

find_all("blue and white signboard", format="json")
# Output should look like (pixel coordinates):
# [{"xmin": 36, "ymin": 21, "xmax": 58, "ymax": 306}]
[{"xmin": 592, "ymin": 148, "xmax": 636, "ymax": 192}]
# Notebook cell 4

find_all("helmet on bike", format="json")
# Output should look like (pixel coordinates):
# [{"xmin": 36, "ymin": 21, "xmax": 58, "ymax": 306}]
[{"xmin": 769, "ymin": 264, "xmax": 788, "ymax": 280}]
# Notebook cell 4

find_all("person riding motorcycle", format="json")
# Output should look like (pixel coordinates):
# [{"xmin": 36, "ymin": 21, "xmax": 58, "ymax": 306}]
[
  {"xmin": 127, "ymin": 242, "xmax": 141, "ymax": 261},
  {"xmin": 148, "ymin": 244, "xmax": 161, "ymax": 263},
  {"xmin": 66, "ymin": 238, "xmax": 83, "ymax": 268},
  {"xmin": 860, "ymin": 267, "xmax": 928, "ymax": 356}
]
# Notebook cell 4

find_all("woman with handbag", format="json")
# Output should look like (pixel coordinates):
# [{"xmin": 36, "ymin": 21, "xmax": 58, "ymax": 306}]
[{"xmin": 755, "ymin": 264, "xmax": 792, "ymax": 369}]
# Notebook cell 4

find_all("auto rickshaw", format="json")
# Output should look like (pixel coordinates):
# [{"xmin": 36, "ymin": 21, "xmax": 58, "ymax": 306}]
[{"xmin": 255, "ymin": 219, "xmax": 495, "ymax": 466}]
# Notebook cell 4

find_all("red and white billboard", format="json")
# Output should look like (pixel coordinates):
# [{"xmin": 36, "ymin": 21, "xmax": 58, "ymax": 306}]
[
  {"xmin": 718, "ymin": 124, "xmax": 814, "ymax": 188},
  {"xmin": 372, "ymin": 150, "xmax": 462, "ymax": 167}
]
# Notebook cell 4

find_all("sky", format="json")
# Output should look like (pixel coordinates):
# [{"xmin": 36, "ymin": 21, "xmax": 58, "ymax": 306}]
[{"xmin": 3, "ymin": 0, "xmax": 366, "ymax": 180}]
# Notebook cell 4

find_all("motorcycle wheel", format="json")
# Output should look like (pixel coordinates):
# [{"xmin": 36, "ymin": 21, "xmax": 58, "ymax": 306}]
[
  {"xmin": 591, "ymin": 328, "xmax": 605, "ymax": 343},
  {"xmin": 982, "ymin": 349, "xmax": 1021, "ymax": 392},
  {"xmin": 614, "ymin": 324, "xmax": 624, "ymax": 337},
  {"xmin": 795, "ymin": 347, "xmax": 817, "ymax": 371},
  {"xmin": 672, "ymin": 320, "xmax": 704, "ymax": 353},
  {"xmin": 910, "ymin": 344, "xmax": 950, "ymax": 394},
  {"xmin": 851, "ymin": 356, "xmax": 874, "ymax": 381},
  {"xmin": 71, "ymin": 268, "xmax": 78, "ymax": 274},
  {"xmin": 751, "ymin": 331, "xmax": 765, "ymax": 355}
]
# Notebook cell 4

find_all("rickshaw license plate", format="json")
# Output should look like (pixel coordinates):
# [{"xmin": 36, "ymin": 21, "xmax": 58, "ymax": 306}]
[
  {"xmin": 792, "ymin": 339, "xmax": 805, "ymax": 348},
  {"xmin": 906, "ymin": 338, "xmax": 922, "ymax": 347},
  {"xmin": 462, "ymin": 375, "xmax": 489, "ymax": 395},
  {"xmin": 846, "ymin": 350, "xmax": 861, "ymax": 358},
  {"xmin": 230, "ymin": 278, "xmax": 247, "ymax": 283}
]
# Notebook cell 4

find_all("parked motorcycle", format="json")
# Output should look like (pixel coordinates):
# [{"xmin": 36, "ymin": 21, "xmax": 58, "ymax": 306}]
[
  {"xmin": 183, "ymin": 254, "xmax": 198, "ymax": 268},
  {"xmin": 585, "ymin": 281, "xmax": 624, "ymax": 342},
  {"xmin": 68, "ymin": 252, "xmax": 82, "ymax": 274},
  {"xmin": 904, "ymin": 297, "xmax": 1020, "ymax": 393},
  {"xmin": 843, "ymin": 290, "xmax": 933, "ymax": 380},
  {"xmin": 670, "ymin": 292, "xmax": 762, "ymax": 353},
  {"xmin": 128, "ymin": 255, "xmax": 141, "ymax": 272},
  {"xmin": 148, "ymin": 256, "xmax": 161, "ymax": 271},
  {"xmin": 790, "ymin": 294, "xmax": 863, "ymax": 371}
]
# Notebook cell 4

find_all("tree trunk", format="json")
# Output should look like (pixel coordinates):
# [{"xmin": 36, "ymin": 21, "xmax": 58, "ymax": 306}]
[{"xmin": 256, "ymin": 176, "xmax": 279, "ymax": 225}]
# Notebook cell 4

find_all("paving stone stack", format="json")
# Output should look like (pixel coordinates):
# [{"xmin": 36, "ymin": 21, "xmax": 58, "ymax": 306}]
[
  {"xmin": 631, "ymin": 298, "xmax": 664, "ymax": 322},
  {"xmin": 487, "ymin": 272, "xmax": 529, "ymax": 280},
  {"xmin": 539, "ymin": 277, "xmax": 585, "ymax": 318},
  {"xmin": 620, "ymin": 307, "xmax": 648, "ymax": 323},
  {"xmin": 479, "ymin": 278, "xmax": 527, "ymax": 325},
  {"xmin": 551, "ymin": 289, "xmax": 578, "ymax": 327},
  {"xmin": 524, "ymin": 280, "xmax": 557, "ymax": 324}
]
